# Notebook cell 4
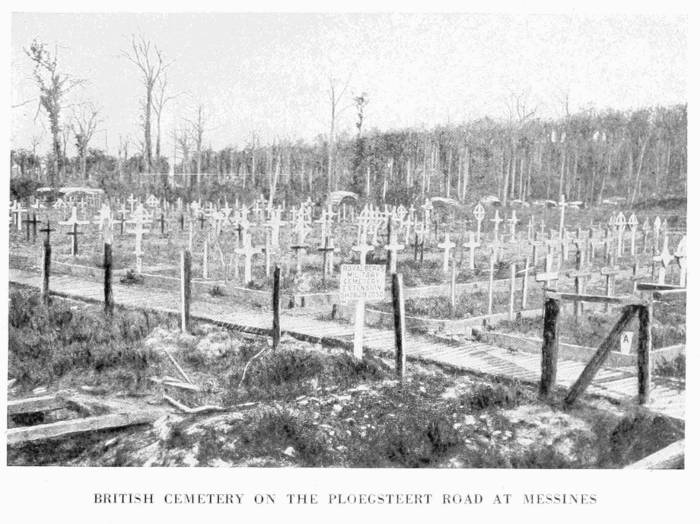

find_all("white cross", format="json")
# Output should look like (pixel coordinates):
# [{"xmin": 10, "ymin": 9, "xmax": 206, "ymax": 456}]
[
  {"xmin": 473, "ymin": 203, "xmax": 485, "ymax": 242},
  {"xmin": 127, "ymin": 194, "xmax": 138, "ymax": 213},
  {"xmin": 653, "ymin": 235, "xmax": 674, "ymax": 284},
  {"xmin": 437, "ymin": 233, "xmax": 456, "ymax": 273},
  {"xmin": 490, "ymin": 209, "xmax": 503, "ymax": 241},
  {"xmin": 558, "ymin": 194, "xmax": 568, "ymax": 239},
  {"xmin": 674, "ymin": 235, "xmax": 687, "ymax": 287},
  {"xmin": 507, "ymin": 210, "xmax": 519, "ymax": 242},
  {"xmin": 615, "ymin": 212, "xmax": 626, "ymax": 257},
  {"xmin": 462, "ymin": 231, "xmax": 480, "ymax": 271},
  {"xmin": 235, "ymin": 232, "xmax": 262, "ymax": 284}
]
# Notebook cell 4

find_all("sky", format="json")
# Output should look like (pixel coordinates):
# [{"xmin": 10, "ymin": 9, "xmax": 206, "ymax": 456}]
[{"xmin": 10, "ymin": 12, "xmax": 687, "ymax": 157}]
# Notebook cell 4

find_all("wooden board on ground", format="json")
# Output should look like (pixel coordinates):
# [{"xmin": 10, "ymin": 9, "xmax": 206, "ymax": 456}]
[{"xmin": 6, "ymin": 410, "xmax": 162, "ymax": 445}]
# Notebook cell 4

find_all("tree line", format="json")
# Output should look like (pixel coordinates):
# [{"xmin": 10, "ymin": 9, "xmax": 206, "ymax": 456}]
[{"xmin": 13, "ymin": 37, "xmax": 686, "ymax": 207}]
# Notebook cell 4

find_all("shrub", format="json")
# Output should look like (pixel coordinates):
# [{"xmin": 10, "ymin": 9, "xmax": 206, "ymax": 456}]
[
  {"xmin": 120, "ymin": 269, "xmax": 144, "ymax": 285},
  {"xmin": 466, "ymin": 381, "xmax": 529, "ymax": 411}
]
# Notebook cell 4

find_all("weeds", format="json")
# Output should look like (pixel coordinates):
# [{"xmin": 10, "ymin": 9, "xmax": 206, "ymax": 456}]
[
  {"xmin": 120, "ymin": 269, "xmax": 144, "ymax": 285},
  {"xmin": 8, "ymin": 288, "xmax": 170, "ymax": 389}
]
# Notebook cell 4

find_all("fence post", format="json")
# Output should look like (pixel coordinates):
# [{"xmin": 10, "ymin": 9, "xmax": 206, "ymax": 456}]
[
  {"xmin": 637, "ymin": 304, "xmax": 652, "ymax": 404},
  {"xmin": 41, "ymin": 239, "xmax": 51, "ymax": 306},
  {"xmin": 508, "ymin": 262, "xmax": 516, "ymax": 321},
  {"xmin": 449, "ymin": 256, "xmax": 457, "ymax": 318},
  {"xmin": 392, "ymin": 273, "xmax": 406, "ymax": 380},
  {"xmin": 180, "ymin": 250, "xmax": 191, "ymax": 333},
  {"xmin": 103, "ymin": 240, "xmax": 113, "ymax": 315},
  {"xmin": 272, "ymin": 265, "xmax": 281, "ymax": 350},
  {"xmin": 539, "ymin": 297, "xmax": 560, "ymax": 399}
]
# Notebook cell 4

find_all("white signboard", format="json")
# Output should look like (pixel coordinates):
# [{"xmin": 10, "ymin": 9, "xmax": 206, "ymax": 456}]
[
  {"xmin": 339, "ymin": 264, "xmax": 385, "ymax": 304},
  {"xmin": 620, "ymin": 331, "xmax": 634, "ymax": 355}
]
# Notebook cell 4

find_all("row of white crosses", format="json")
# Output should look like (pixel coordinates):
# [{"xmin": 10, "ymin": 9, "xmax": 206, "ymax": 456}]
[{"xmin": 653, "ymin": 234, "xmax": 686, "ymax": 286}]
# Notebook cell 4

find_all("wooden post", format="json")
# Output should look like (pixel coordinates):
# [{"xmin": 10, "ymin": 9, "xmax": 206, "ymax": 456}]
[
  {"xmin": 449, "ymin": 256, "xmax": 457, "ymax": 318},
  {"xmin": 354, "ymin": 298, "xmax": 365, "ymax": 360},
  {"xmin": 637, "ymin": 304, "xmax": 652, "ymax": 404},
  {"xmin": 272, "ymin": 265, "xmax": 281, "ymax": 350},
  {"xmin": 564, "ymin": 305, "xmax": 638, "ymax": 407},
  {"xmin": 508, "ymin": 262, "xmax": 516, "ymax": 321},
  {"xmin": 180, "ymin": 250, "xmax": 192, "ymax": 333},
  {"xmin": 202, "ymin": 237, "xmax": 209, "ymax": 279},
  {"xmin": 392, "ymin": 273, "xmax": 406, "ymax": 380},
  {"xmin": 103, "ymin": 241, "xmax": 113, "ymax": 315},
  {"xmin": 539, "ymin": 297, "xmax": 560, "ymax": 399},
  {"xmin": 520, "ymin": 257, "xmax": 530, "ymax": 309},
  {"xmin": 487, "ymin": 250, "xmax": 495, "ymax": 315},
  {"xmin": 41, "ymin": 239, "xmax": 51, "ymax": 306}
]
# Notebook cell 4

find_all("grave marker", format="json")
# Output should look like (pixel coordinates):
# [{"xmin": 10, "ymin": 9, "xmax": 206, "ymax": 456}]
[{"xmin": 340, "ymin": 264, "xmax": 385, "ymax": 360}]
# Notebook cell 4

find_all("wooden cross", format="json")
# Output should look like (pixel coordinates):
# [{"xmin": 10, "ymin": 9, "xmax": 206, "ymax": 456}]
[
  {"xmin": 653, "ymin": 216, "xmax": 662, "ymax": 254},
  {"xmin": 535, "ymin": 254, "xmax": 559, "ymax": 291},
  {"xmin": 600, "ymin": 265, "xmax": 620, "ymax": 312},
  {"xmin": 473, "ymin": 203, "xmax": 485, "ymax": 243},
  {"xmin": 674, "ymin": 235, "xmax": 687, "ymax": 287},
  {"xmin": 66, "ymin": 222, "xmax": 83, "ymax": 257},
  {"xmin": 128, "ymin": 205, "xmax": 151, "ymax": 274},
  {"xmin": 507, "ymin": 210, "xmax": 519, "ymax": 242},
  {"xmin": 653, "ymin": 235, "xmax": 674, "ymax": 284},
  {"xmin": 614, "ymin": 212, "xmax": 627, "ymax": 257},
  {"xmin": 566, "ymin": 246, "xmax": 593, "ymax": 320},
  {"xmin": 317, "ymin": 236, "xmax": 337, "ymax": 280},
  {"xmin": 517, "ymin": 257, "xmax": 531, "ymax": 309},
  {"xmin": 490, "ymin": 209, "xmax": 503, "ymax": 242},
  {"xmin": 462, "ymin": 231, "xmax": 480, "ymax": 271},
  {"xmin": 352, "ymin": 234, "xmax": 374, "ymax": 267},
  {"xmin": 557, "ymin": 194, "xmax": 568, "ymax": 239},
  {"xmin": 13, "ymin": 202, "xmax": 27, "ymax": 232},
  {"xmin": 22, "ymin": 213, "xmax": 41, "ymax": 243},
  {"xmin": 627, "ymin": 213, "xmax": 638, "ymax": 256},
  {"xmin": 266, "ymin": 208, "xmax": 286, "ymax": 247},
  {"xmin": 126, "ymin": 193, "xmax": 138, "ymax": 213},
  {"xmin": 641, "ymin": 217, "xmax": 651, "ymax": 254},
  {"xmin": 410, "ymin": 230, "xmax": 425, "ymax": 264},
  {"xmin": 235, "ymin": 232, "xmax": 262, "ymax": 284},
  {"xmin": 59, "ymin": 206, "xmax": 88, "ymax": 256},
  {"xmin": 39, "ymin": 219, "xmax": 56, "ymax": 244},
  {"xmin": 529, "ymin": 239, "xmax": 544, "ymax": 271},
  {"xmin": 437, "ymin": 233, "xmax": 456, "ymax": 273}
]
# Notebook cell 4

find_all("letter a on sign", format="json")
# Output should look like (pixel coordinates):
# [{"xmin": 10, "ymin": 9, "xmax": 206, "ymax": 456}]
[{"xmin": 620, "ymin": 331, "xmax": 634, "ymax": 355}]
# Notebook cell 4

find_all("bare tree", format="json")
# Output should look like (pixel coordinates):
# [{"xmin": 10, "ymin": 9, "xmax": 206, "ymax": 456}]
[
  {"xmin": 71, "ymin": 103, "xmax": 100, "ymax": 179},
  {"xmin": 25, "ymin": 39, "xmax": 83, "ymax": 186},
  {"xmin": 327, "ymin": 74, "xmax": 352, "ymax": 194},
  {"xmin": 123, "ymin": 34, "xmax": 169, "ymax": 173},
  {"xmin": 152, "ymin": 75, "xmax": 176, "ymax": 166},
  {"xmin": 186, "ymin": 105, "xmax": 207, "ymax": 189},
  {"xmin": 175, "ymin": 127, "xmax": 192, "ymax": 187},
  {"xmin": 353, "ymin": 93, "xmax": 369, "ymax": 138}
]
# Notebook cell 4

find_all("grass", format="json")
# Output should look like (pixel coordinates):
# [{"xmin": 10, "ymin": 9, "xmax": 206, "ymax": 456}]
[
  {"xmin": 8, "ymin": 287, "xmax": 175, "ymax": 391},
  {"xmin": 493, "ymin": 300, "xmax": 686, "ymax": 352},
  {"xmin": 225, "ymin": 345, "xmax": 390, "ymax": 403},
  {"xmin": 373, "ymin": 286, "xmax": 543, "ymax": 319},
  {"xmin": 7, "ymin": 284, "xmax": 684, "ymax": 468}
]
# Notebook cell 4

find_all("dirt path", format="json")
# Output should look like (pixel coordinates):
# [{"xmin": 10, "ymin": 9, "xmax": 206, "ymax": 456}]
[{"xmin": 9, "ymin": 268, "xmax": 685, "ymax": 421}]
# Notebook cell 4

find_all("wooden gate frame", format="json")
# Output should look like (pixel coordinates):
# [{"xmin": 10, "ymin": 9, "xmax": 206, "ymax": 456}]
[{"xmin": 538, "ymin": 291, "xmax": 662, "ymax": 406}]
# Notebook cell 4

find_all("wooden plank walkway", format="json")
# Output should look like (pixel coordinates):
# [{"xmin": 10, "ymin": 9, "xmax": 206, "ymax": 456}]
[{"xmin": 9, "ymin": 268, "xmax": 684, "ymax": 421}]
